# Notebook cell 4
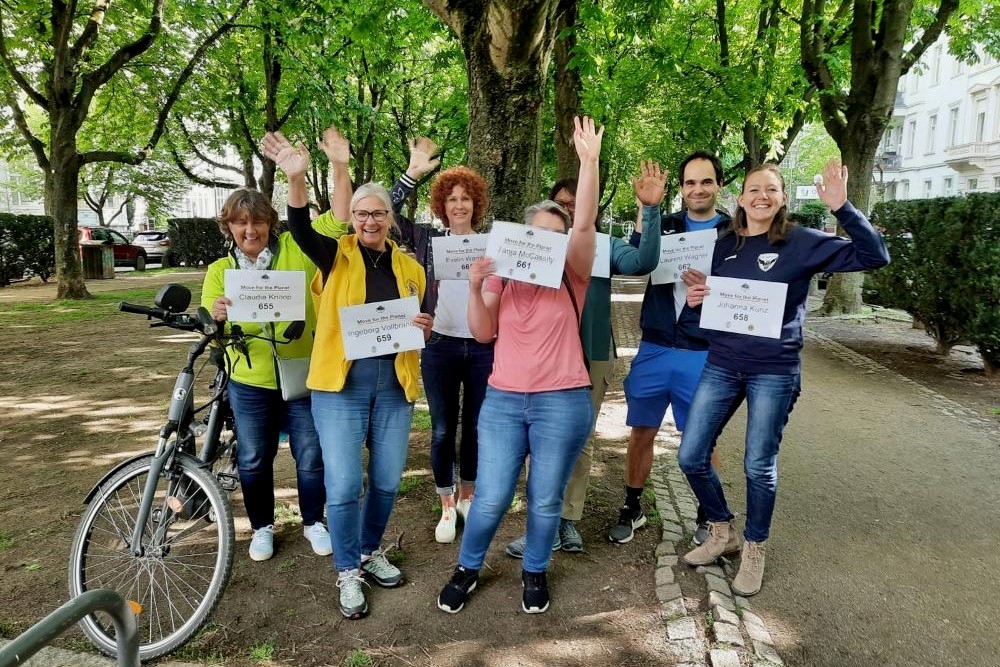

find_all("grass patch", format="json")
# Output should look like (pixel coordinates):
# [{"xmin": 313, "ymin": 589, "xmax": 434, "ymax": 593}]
[
  {"xmin": 345, "ymin": 649, "xmax": 374, "ymax": 667},
  {"xmin": 992, "ymin": 407, "xmax": 1000, "ymax": 416},
  {"xmin": 0, "ymin": 282, "xmax": 203, "ymax": 326},
  {"xmin": 397, "ymin": 475, "xmax": 424, "ymax": 495},
  {"xmin": 249, "ymin": 639, "xmax": 276, "ymax": 661},
  {"xmin": 277, "ymin": 557, "xmax": 298, "ymax": 574},
  {"xmin": 641, "ymin": 487, "xmax": 662, "ymax": 526},
  {"xmin": 387, "ymin": 548, "xmax": 407, "ymax": 566},
  {"xmin": 411, "ymin": 407, "xmax": 432, "ymax": 430},
  {"xmin": 0, "ymin": 619, "xmax": 25, "ymax": 638},
  {"xmin": 23, "ymin": 562, "xmax": 41, "ymax": 572},
  {"xmin": 0, "ymin": 532, "xmax": 13, "ymax": 550}
]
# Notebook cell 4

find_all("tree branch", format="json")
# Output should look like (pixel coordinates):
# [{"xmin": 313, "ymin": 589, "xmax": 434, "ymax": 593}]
[
  {"xmin": 166, "ymin": 142, "xmax": 241, "ymax": 189},
  {"xmin": 0, "ymin": 13, "xmax": 50, "ymax": 108},
  {"xmin": 172, "ymin": 114, "xmax": 244, "ymax": 174},
  {"xmin": 900, "ymin": 0, "xmax": 959, "ymax": 72},
  {"xmin": 70, "ymin": 0, "xmax": 110, "ymax": 62},
  {"xmin": 3, "ymin": 87, "xmax": 50, "ymax": 171}
]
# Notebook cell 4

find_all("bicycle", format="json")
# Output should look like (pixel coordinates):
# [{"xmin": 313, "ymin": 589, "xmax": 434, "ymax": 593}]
[{"xmin": 67, "ymin": 282, "xmax": 298, "ymax": 660}]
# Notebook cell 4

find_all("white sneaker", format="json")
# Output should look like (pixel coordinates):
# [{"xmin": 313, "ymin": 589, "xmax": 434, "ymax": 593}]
[
  {"xmin": 303, "ymin": 522, "xmax": 332, "ymax": 556},
  {"xmin": 249, "ymin": 525, "xmax": 274, "ymax": 561},
  {"xmin": 435, "ymin": 506, "xmax": 457, "ymax": 543},
  {"xmin": 456, "ymin": 498, "xmax": 472, "ymax": 523}
]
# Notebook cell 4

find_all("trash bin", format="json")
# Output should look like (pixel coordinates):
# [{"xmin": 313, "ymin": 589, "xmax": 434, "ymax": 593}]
[{"xmin": 81, "ymin": 241, "xmax": 114, "ymax": 279}]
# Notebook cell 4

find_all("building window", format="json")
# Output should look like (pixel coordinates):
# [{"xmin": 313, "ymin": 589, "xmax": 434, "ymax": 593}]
[
  {"xmin": 906, "ymin": 120, "xmax": 917, "ymax": 157},
  {"xmin": 994, "ymin": 176, "xmax": 1000, "ymax": 191},
  {"xmin": 948, "ymin": 107, "xmax": 960, "ymax": 146},
  {"xmin": 927, "ymin": 115, "xmax": 937, "ymax": 152},
  {"xmin": 944, "ymin": 177, "xmax": 953, "ymax": 195},
  {"xmin": 974, "ymin": 96, "xmax": 987, "ymax": 143},
  {"xmin": 901, "ymin": 180, "xmax": 910, "ymax": 199},
  {"xmin": 924, "ymin": 180, "xmax": 933, "ymax": 198},
  {"xmin": 932, "ymin": 46, "xmax": 942, "ymax": 85},
  {"xmin": 968, "ymin": 178, "xmax": 978, "ymax": 191}
]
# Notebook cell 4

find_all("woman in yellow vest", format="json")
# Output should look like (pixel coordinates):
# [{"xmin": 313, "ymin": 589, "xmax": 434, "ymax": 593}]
[
  {"xmin": 263, "ymin": 128, "xmax": 432, "ymax": 620},
  {"xmin": 203, "ymin": 188, "xmax": 345, "ymax": 564}
]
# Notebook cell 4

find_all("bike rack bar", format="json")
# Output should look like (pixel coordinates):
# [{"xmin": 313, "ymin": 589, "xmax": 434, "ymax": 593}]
[{"xmin": 0, "ymin": 589, "xmax": 139, "ymax": 667}]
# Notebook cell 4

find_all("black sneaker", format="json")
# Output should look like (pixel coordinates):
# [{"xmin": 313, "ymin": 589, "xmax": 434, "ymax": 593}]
[
  {"xmin": 437, "ymin": 565, "xmax": 479, "ymax": 614},
  {"xmin": 608, "ymin": 505, "xmax": 646, "ymax": 544},
  {"xmin": 521, "ymin": 570, "xmax": 550, "ymax": 614}
]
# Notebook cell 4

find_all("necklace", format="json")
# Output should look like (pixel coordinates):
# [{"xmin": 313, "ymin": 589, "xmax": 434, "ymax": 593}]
[{"xmin": 361, "ymin": 245, "xmax": 386, "ymax": 269}]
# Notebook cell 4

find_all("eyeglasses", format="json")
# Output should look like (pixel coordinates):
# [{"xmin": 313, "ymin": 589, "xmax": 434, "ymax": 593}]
[
  {"xmin": 555, "ymin": 198, "xmax": 576, "ymax": 210},
  {"xmin": 352, "ymin": 209, "xmax": 389, "ymax": 222}
]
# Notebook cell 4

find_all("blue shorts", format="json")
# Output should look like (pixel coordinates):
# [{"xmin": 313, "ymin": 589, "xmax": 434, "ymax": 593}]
[{"xmin": 624, "ymin": 341, "xmax": 709, "ymax": 431}]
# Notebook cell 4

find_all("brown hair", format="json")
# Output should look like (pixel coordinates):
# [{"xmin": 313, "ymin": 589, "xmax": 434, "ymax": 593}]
[
  {"xmin": 429, "ymin": 166, "xmax": 489, "ymax": 229},
  {"xmin": 731, "ymin": 163, "xmax": 794, "ymax": 248},
  {"xmin": 218, "ymin": 188, "xmax": 279, "ymax": 240}
]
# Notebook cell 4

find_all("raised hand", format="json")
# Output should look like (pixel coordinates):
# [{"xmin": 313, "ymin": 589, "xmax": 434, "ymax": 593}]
[
  {"xmin": 816, "ymin": 159, "xmax": 848, "ymax": 211},
  {"xmin": 468, "ymin": 257, "xmax": 495, "ymax": 289},
  {"xmin": 407, "ymin": 136, "xmax": 441, "ymax": 179},
  {"xmin": 262, "ymin": 132, "xmax": 310, "ymax": 180},
  {"xmin": 632, "ymin": 159, "xmax": 668, "ymax": 207},
  {"xmin": 318, "ymin": 126, "xmax": 351, "ymax": 166},
  {"xmin": 573, "ymin": 115, "xmax": 604, "ymax": 165}
]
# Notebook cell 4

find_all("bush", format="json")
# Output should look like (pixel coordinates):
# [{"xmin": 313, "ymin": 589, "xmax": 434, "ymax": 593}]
[
  {"xmin": 0, "ymin": 213, "xmax": 55, "ymax": 286},
  {"xmin": 790, "ymin": 200, "xmax": 829, "ymax": 230},
  {"xmin": 166, "ymin": 217, "xmax": 228, "ymax": 267},
  {"xmin": 870, "ymin": 193, "xmax": 1000, "ymax": 373}
]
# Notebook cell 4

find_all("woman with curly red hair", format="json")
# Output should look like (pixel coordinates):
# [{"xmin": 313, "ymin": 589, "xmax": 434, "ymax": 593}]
[{"xmin": 389, "ymin": 149, "xmax": 494, "ymax": 544}]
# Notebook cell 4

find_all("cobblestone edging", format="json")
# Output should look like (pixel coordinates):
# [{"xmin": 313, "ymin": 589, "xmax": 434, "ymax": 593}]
[
  {"xmin": 649, "ymin": 442, "xmax": 785, "ymax": 667},
  {"xmin": 804, "ymin": 329, "xmax": 1000, "ymax": 437}
]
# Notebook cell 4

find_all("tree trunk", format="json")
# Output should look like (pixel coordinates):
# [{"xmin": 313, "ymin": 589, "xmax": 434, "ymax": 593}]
[
  {"xmin": 819, "ymin": 133, "xmax": 879, "ymax": 315},
  {"xmin": 49, "ymin": 138, "xmax": 90, "ymax": 299},
  {"xmin": 426, "ymin": 0, "xmax": 561, "ymax": 221},
  {"xmin": 552, "ymin": 0, "xmax": 580, "ymax": 181}
]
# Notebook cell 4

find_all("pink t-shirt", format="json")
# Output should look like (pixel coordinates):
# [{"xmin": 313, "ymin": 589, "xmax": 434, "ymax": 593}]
[{"xmin": 484, "ymin": 266, "xmax": 590, "ymax": 392}]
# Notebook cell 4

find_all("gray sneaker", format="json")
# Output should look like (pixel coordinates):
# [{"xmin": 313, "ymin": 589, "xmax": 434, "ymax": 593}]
[
  {"xmin": 504, "ymin": 532, "xmax": 561, "ymax": 559},
  {"xmin": 608, "ymin": 506, "xmax": 646, "ymax": 544},
  {"xmin": 559, "ymin": 519, "xmax": 584, "ymax": 553},
  {"xmin": 692, "ymin": 522, "xmax": 710, "ymax": 546},
  {"xmin": 336, "ymin": 569, "xmax": 369, "ymax": 619},
  {"xmin": 361, "ymin": 548, "xmax": 403, "ymax": 587}
]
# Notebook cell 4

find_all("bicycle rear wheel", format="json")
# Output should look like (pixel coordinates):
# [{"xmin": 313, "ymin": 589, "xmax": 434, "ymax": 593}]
[{"xmin": 68, "ymin": 453, "xmax": 235, "ymax": 660}]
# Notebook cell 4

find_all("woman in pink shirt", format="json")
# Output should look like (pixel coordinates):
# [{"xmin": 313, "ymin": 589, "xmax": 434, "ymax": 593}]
[{"xmin": 436, "ymin": 116, "xmax": 603, "ymax": 615}]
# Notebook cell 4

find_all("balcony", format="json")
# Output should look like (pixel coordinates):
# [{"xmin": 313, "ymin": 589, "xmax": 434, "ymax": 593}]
[
  {"xmin": 876, "ymin": 152, "xmax": 902, "ymax": 171},
  {"xmin": 944, "ymin": 141, "xmax": 999, "ymax": 171}
]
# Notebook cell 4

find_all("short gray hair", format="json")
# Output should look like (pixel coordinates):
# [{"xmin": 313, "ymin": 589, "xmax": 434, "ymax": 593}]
[
  {"xmin": 351, "ymin": 182, "xmax": 399, "ymax": 235},
  {"xmin": 523, "ymin": 199, "xmax": 572, "ymax": 232}
]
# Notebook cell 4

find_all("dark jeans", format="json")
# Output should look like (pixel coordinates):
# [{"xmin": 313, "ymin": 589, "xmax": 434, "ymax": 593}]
[
  {"xmin": 420, "ymin": 332, "xmax": 494, "ymax": 494},
  {"xmin": 228, "ymin": 380, "xmax": 325, "ymax": 530}
]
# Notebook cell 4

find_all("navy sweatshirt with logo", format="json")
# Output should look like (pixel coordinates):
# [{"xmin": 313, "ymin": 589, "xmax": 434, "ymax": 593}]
[{"xmin": 703, "ymin": 201, "xmax": 889, "ymax": 375}]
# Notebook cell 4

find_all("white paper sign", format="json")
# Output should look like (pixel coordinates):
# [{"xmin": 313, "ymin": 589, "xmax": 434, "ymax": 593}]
[
  {"xmin": 486, "ymin": 220, "xmax": 569, "ymax": 288},
  {"xmin": 651, "ymin": 228, "xmax": 717, "ymax": 285},
  {"xmin": 224, "ymin": 269, "xmax": 306, "ymax": 322},
  {"xmin": 699, "ymin": 276, "xmax": 788, "ymax": 339},
  {"xmin": 339, "ymin": 296, "xmax": 424, "ymax": 360},
  {"xmin": 431, "ymin": 233, "xmax": 489, "ymax": 280},
  {"xmin": 566, "ymin": 230, "xmax": 611, "ymax": 278}
]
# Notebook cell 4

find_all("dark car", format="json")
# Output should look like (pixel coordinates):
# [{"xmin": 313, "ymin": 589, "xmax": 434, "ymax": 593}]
[
  {"xmin": 132, "ymin": 230, "xmax": 172, "ymax": 266},
  {"xmin": 79, "ymin": 226, "xmax": 147, "ymax": 271}
]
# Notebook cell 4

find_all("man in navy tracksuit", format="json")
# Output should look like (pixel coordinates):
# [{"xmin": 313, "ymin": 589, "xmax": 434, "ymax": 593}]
[{"xmin": 608, "ymin": 152, "xmax": 732, "ymax": 544}]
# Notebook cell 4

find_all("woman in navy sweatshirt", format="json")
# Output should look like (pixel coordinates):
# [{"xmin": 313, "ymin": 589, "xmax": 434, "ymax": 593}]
[{"xmin": 677, "ymin": 160, "xmax": 889, "ymax": 596}]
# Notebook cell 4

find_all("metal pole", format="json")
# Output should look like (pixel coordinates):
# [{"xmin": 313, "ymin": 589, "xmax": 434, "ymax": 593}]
[{"xmin": 0, "ymin": 589, "xmax": 139, "ymax": 667}]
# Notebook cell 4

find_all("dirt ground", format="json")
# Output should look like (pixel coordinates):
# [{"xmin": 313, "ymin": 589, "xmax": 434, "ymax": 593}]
[
  {"xmin": 1, "ymin": 275, "xmax": 996, "ymax": 666},
  {"xmin": 0, "ymin": 274, "xmax": 670, "ymax": 667}
]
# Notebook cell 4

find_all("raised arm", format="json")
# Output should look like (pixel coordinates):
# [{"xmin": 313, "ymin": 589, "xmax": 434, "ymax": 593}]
[
  {"xmin": 615, "ymin": 160, "xmax": 666, "ymax": 275},
  {"xmin": 318, "ymin": 127, "xmax": 352, "ymax": 222},
  {"xmin": 813, "ymin": 159, "xmax": 890, "ymax": 272},
  {"xmin": 565, "ymin": 116, "xmax": 604, "ymax": 278}
]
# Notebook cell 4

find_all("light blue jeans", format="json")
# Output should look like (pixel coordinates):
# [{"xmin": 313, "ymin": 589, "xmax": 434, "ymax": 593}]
[
  {"xmin": 677, "ymin": 363, "xmax": 801, "ymax": 542},
  {"xmin": 311, "ymin": 358, "xmax": 413, "ymax": 572},
  {"xmin": 458, "ymin": 386, "xmax": 593, "ymax": 573}
]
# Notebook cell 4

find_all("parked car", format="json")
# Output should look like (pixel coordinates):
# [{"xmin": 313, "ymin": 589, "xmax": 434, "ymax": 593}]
[
  {"xmin": 78, "ymin": 226, "xmax": 147, "ymax": 271},
  {"xmin": 132, "ymin": 230, "xmax": 172, "ymax": 266}
]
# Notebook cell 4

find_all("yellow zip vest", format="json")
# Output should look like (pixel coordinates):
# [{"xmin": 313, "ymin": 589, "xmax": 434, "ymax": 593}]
[{"xmin": 307, "ymin": 234, "xmax": 426, "ymax": 401}]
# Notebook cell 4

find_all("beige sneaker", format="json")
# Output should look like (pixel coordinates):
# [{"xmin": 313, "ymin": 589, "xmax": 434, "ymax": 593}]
[
  {"xmin": 731, "ymin": 540, "xmax": 766, "ymax": 596},
  {"xmin": 435, "ymin": 506, "xmax": 458, "ymax": 543},
  {"xmin": 682, "ymin": 520, "xmax": 741, "ymax": 566}
]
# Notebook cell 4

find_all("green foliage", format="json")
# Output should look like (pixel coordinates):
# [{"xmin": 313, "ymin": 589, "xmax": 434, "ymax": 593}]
[
  {"xmin": 871, "ymin": 193, "xmax": 1000, "ymax": 373},
  {"xmin": 345, "ymin": 650, "xmax": 374, "ymax": 667},
  {"xmin": 411, "ymin": 407, "xmax": 432, "ymax": 430},
  {"xmin": 248, "ymin": 639, "xmax": 276, "ymax": 661},
  {"xmin": 167, "ymin": 218, "xmax": 228, "ymax": 268},
  {"xmin": 0, "ymin": 213, "xmax": 55, "ymax": 285},
  {"xmin": 790, "ymin": 200, "xmax": 829, "ymax": 229}
]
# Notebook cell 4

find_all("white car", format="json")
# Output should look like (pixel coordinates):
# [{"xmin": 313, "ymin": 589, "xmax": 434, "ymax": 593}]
[{"xmin": 132, "ymin": 230, "xmax": 171, "ymax": 265}]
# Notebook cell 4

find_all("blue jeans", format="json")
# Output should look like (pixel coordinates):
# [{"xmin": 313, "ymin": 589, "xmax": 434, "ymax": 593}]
[
  {"xmin": 677, "ymin": 363, "xmax": 801, "ymax": 543},
  {"xmin": 421, "ymin": 333, "xmax": 494, "ymax": 494},
  {"xmin": 311, "ymin": 358, "xmax": 413, "ymax": 572},
  {"xmin": 228, "ymin": 380, "xmax": 324, "ymax": 530},
  {"xmin": 458, "ymin": 387, "xmax": 593, "ymax": 573}
]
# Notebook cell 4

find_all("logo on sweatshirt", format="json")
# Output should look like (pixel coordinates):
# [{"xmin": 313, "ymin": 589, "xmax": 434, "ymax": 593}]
[{"xmin": 757, "ymin": 253, "xmax": 779, "ymax": 272}]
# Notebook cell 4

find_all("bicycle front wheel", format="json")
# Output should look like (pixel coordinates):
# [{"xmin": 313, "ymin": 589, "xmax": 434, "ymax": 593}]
[{"xmin": 68, "ymin": 453, "xmax": 235, "ymax": 660}]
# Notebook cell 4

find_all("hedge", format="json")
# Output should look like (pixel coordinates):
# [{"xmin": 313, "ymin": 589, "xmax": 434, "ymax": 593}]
[
  {"xmin": 167, "ymin": 217, "xmax": 229, "ymax": 267},
  {"xmin": 870, "ymin": 193, "xmax": 1000, "ymax": 374},
  {"xmin": 0, "ymin": 213, "xmax": 55, "ymax": 286}
]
